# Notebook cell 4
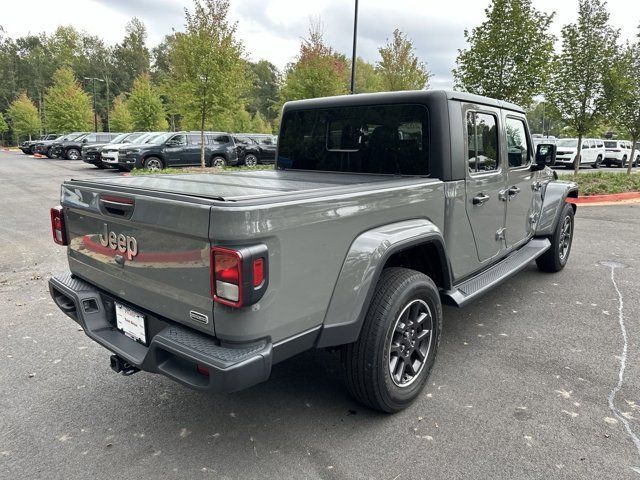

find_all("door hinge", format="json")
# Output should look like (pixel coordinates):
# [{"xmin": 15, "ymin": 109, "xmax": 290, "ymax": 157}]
[
  {"xmin": 529, "ymin": 212, "xmax": 539, "ymax": 224},
  {"xmin": 496, "ymin": 227, "xmax": 506, "ymax": 241}
]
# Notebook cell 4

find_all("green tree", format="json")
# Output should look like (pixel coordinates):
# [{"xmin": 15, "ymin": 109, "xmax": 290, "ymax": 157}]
[
  {"xmin": 44, "ymin": 66, "xmax": 93, "ymax": 132},
  {"xmin": 453, "ymin": 0, "xmax": 555, "ymax": 107},
  {"xmin": 168, "ymin": 0, "xmax": 247, "ymax": 167},
  {"xmin": 377, "ymin": 29, "xmax": 431, "ymax": 91},
  {"xmin": 128, "ymin": 73, "xmax": 167, "ymax": 131},
  {"xmin": 351, "ymin": 57, "xmax": 382, "ymax": 93},
  {"xmin": 280, "ymin": 20, "xmax": 349, "ymax": 102},
  {"xmin": 0, "ymin": 111, "xmax": 8, "ymax": 145},
  {"xmin": 609, "ymin": 34, "xmax": 640, "ymax": 174},
  {"xmin": 7, "ymin": 92, "xmax": 41, "ymax": 141},
  {"xmin": 247, "ymin": 60, "xmax": 280, "ymax": 123},
  {"xmin": 109, "ymin": 94, "xmax": 133, "ymax": 132},
  {"xmin": 546, "ymin": 0, "xmax": 619, "ymax": 174},
  {"xmin": 112, "ymin": 19, "xmax": 150, "ymax": 95}
]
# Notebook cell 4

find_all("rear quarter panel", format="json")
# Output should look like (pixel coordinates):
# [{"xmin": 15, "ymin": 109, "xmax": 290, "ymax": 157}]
[{"xmin": 210, "ymin": 179, "xmax": 445, "ymax": 343}]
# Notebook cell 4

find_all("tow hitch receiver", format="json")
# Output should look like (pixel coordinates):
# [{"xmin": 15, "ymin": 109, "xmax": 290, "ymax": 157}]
[{"xmin": 110, "ymin": 355, "xmax": 140, "ymax": 376}]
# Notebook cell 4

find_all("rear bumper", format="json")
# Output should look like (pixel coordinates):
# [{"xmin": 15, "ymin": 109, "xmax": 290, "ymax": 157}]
[{"xmin": 49, "ymin": 273, "xmax": 273, "ymax": 393}]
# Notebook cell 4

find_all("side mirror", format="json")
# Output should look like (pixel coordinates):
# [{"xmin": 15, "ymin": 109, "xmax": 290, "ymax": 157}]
[
  {"xmin": 82, "ymin": 138, "xmax": 88, "ymax": 143},
  {"xmin": 533, "ymin": 143, "xmax": 556, "ymax": 171}
]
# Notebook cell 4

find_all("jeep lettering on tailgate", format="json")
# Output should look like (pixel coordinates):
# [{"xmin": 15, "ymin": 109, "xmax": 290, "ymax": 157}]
[{"xmin": 99, "ymin": 223, "xmax": 138, "ymax": 260}]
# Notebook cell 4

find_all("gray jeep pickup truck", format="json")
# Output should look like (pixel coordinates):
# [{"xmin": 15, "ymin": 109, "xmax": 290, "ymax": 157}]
[{"xmin": 49, "ymin": 91, "xmax": 576, "ymax": 412}]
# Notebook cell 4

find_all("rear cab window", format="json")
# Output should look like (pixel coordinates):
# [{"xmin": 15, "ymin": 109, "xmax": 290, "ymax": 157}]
[{"xmin": 278, "ymin": 104, "xmax": 429, "ymax": 175}]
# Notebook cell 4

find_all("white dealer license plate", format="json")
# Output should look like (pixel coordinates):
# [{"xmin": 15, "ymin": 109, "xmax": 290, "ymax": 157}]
[{"xmin": 115, "ymin": 303, "xmax": 146, "ymax": 344}]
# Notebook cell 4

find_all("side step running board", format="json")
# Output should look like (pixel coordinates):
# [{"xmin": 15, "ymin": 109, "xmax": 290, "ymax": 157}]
[{"xmin": 443, "ymin": 238, "xmax": 551, "ymax": 307}]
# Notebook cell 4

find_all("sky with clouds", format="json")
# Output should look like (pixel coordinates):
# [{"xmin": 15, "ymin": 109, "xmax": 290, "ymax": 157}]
[{"xmin": 2, "ymin": 0, "xmax": 639, "ymax": 88}]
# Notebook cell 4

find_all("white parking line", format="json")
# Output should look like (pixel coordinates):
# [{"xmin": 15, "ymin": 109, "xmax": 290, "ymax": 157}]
[{"xmin": 602, "ymin": 261, "xmax": 640, "ymax": 473}]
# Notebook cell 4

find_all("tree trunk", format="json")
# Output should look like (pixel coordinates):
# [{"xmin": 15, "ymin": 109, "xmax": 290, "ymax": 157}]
[
  {"xmin": 627, "ymin": 135, "xmax": 636, "ymax": 175},
  {"xmin": 574, "ymin": 135, "xmax": 583, "ymax": 175},
  {"xmin": 200, "ymin": 107, "xmax": 206, "ymax": 169}
]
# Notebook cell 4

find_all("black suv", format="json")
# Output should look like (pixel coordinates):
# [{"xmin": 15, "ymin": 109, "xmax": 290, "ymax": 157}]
[
  {"xmin": 233, "ymin": 134, "xmax": 277, "ymax": 165},
  {"xmin": 34, "ymin": 132, "xmax": 87, "ymax": 158},
  {"xmin": 82, "ymin": 132, "xmax": 145, "ymax": 168},
  {"xmin": 20, "ymin": 134, "xmax": 58, "ymax": 154},
  {"xmin": 50, "ymin": 132, "xmax": 122, "ymax": 160},
  {"xmin": 116, "ymin": 131, "xmax": 239, "ymax": 171}
]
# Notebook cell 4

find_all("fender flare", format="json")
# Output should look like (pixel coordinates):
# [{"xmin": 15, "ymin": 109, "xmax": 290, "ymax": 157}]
[
  {"xmin": 535, "ymin": 180, "xmax": 578, "ymax": 237},
  {"xmin": 316, "ymin": 219, "xmax": 452, "ymax": 348}
]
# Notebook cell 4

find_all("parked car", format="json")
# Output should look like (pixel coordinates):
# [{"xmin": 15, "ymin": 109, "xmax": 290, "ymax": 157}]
[
  {"xmin": 82, "ymin": 132, "xmax": 146, "ymax": 169},
  {"xmin": 112, "ymin": 131, "xmax": 239, "ymax": 171},
  {"xmin": 48, "ymin": 90, "xmax": 576, "ymax": 413},
  {"xmin": 99, "ymin": 132, "xmax": 166, "ymax": 169},
  {"xmin": 554, "ymin": 138, "xmax": 603, "ymax": 169},
  {"xmin": 50, "ymin": 132, "xmax": 123, "ymax": 160},
  {"xmin": 34, "ymin": 132, "xmax": 87, "ymax": 158},
  {"xmin": 603, "ymin": 140, "xmax": 636, "ymax": 168},
  {"xmin": 232, "ymin": 135, "xmax": 276, "ymax": 165},
  {"xmin": 20, "ymin": 134, "xmax": 58, "ymax": 154}
]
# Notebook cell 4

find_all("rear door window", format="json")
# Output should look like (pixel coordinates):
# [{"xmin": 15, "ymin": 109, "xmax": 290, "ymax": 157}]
[
  {"xmin": 188, "ymin": 134, "xmax": 203, "ymax": 146},
  {"xmin": 467, "ymin": 111, "xmax": 499, "ymax": 173},
  {"xmin": 505, "ymin": 117, "xmax": 531, "ymax": 168},
  {"xmin": 278, "ymin": 104, "xmax": 429, "ymax": 175}
]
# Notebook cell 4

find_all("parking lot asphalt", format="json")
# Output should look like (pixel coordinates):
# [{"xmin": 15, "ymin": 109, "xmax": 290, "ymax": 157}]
[{"xmin": 1, "ymin": 151, "xmax": 640, "ymax": 480}]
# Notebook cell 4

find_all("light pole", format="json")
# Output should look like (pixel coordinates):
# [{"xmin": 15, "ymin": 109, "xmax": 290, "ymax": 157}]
[
  {"xmin": 350, "ymin": 0, "xmax": 359, "ymax": 94},
  {"xmin": 84, "ymin": 77, "xmax": 104, "ymax": 132}
]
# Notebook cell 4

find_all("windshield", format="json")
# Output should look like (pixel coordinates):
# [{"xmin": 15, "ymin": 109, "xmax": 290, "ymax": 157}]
[
  {"xmin": 122, "ymin": 132, "xmax": 144, "ymax": 143},
  {"xmin": 557, "ymin": 139, "xmax": 577, "ymax": 148},
  {"xmin": 109, "ymin": 133, "xmax": 130, "ymax": 144},
  {"xmin": 148, "ymin": 132, "xmax": 173, "ymax": 144}
]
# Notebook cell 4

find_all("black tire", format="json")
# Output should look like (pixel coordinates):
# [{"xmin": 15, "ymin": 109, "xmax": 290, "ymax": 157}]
[
  {"xmin": 536, "ymin": 202, "xmax": 575, "ymax": 273},
  {"xmin": 211, "ymin": 156, "xmax": 226, "ymax": 168},
  {"xmin": 621, "ymin": 155, "xmax": 627, "ymax": 168},
  {"xmin": 95, "ymin": 164, "xmax": 106, "ymax": 169},
  {"xmin": 143, "ymin": 156, "xmax": 164, "ymax": 171},
  {"xmin": 66, "ymin": 148, "xmax": 80, "ymax": 160},
  {"xmin": 243, "ymin": 153, "xmax": 258, "ymax": 167},
  {"xmin": 46, "ymin": 149, "xmax": 56, "ymax": 159},
  {"xmin": 342, "ymin": 267, "xmax": 442, "ymax": 413},
  {"xmin": 592, "ymin": 155, "xmax": 601, "ymax": 169}
]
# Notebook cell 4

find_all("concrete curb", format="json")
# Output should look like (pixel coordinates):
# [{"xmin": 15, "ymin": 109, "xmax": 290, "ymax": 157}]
[{"xmin": 567, "ymin": 191, "xmax": 640, "ymax": 206}]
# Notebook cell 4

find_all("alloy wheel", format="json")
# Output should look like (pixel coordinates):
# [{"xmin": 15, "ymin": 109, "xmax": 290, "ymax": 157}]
[
  {"xmin": 388, "ymin": 299, "xmax": 433, "ymax": 387},
  {"xmin": 559, "ymin": 215, "xmax": 572, "ymax": 260}
]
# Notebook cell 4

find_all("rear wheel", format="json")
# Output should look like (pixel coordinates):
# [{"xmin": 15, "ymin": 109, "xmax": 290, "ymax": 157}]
[
  {"xmin": 244, "ymin": 154, "xmax": 258, "ymax": 167},
  {"xmin": 342, "ymin": 267, "xmax": 442, "ymax": 413},
  {"xmin": 143, "ymin": 156, "xmax": 163, "ymax": 171},
  {"xmin": 536, "ymin": 202, "xmax": 574, "ymax": 273},
  {"xmin": 592, "ymin": 155, "xmax": 602, "ymax": 169},
  {"xmin": 621, "ymin": 155, "xmax": 627, "ymax": 168},
  {"xmin": 66, "ymin": 148, "xmax": 80, "ymax": 160}
]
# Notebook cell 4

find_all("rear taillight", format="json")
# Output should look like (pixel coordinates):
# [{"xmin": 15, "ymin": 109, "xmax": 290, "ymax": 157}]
[
  {"xmin": 212, "ymin": 247, "xmax": 243, "ymax": 307},
  {"xmin": 50, "ymin": 206, "xmax": 68, "ymax": 246},
  {"xmin": 211, "ymin": 245, "xmax": 269, "ymax": 308}
]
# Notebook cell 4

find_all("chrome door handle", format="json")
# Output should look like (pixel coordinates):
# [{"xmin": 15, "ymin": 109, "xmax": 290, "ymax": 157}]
[
  {"xmin": 473, "ymin": 193, "xmax": 490, "ymax": 205},
  {"xmin": 508, "ymin": 186, "xmax": 521, "ymax": 197}
]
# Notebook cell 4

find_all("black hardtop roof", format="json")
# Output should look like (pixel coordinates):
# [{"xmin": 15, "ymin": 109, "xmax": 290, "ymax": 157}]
[{"xmin": 283, "ymin": 89, "xmax": 525, "ymax": 114}]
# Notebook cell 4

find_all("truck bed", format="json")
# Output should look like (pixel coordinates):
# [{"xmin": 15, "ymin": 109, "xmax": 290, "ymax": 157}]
[{"xmin": 68, "ymin": 170, "xmax": 434, "ymax": 203}]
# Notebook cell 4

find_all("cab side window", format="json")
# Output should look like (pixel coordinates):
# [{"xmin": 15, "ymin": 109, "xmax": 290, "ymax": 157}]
[
  {"xmin": 169, "ymin": 134, "xmax": 187, "ymax": 146},
  {"xmin": 467, "ymin": 111, "xmax": 499, "ymax": 174},
  {"xmin": 505, "ymin": 117, "xmax": 530, "ymax": 168}
]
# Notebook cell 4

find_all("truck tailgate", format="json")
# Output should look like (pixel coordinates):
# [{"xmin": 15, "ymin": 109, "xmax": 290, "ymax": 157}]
[{"xmin": 61, "ymin": 183, "xmax": 214, "ymax": 334}]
